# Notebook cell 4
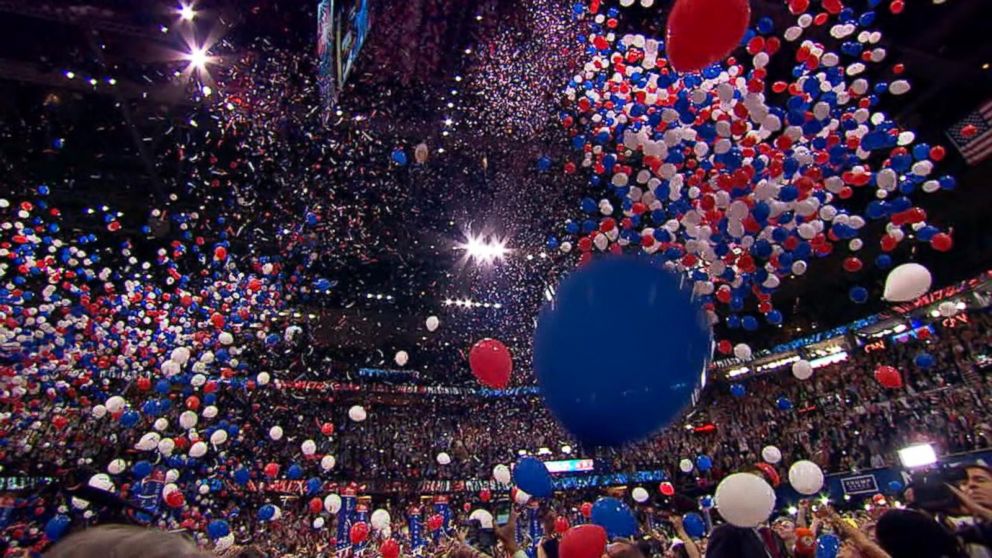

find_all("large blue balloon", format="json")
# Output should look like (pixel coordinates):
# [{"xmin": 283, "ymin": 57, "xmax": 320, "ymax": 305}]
[
  {"xmin": 682, "ymin": 512, "xmax": 706, "ymax": 538},
  {"xmin": 257, "ymin": 504, "xmax": 276, "ymax": 521},
  {"xmin": 44, "ymin": 514, "xmax": 70, "ymax": 541},
  {"xmin": 695, "ymin": 455, "xmax": 713, "ymax": 472},
  {"xmin": 513, "ymin": 456, "xmax": 553, "ymax": 498},
  {"xmin": 534, "ymin": 257, "xmax": 711, "ymax": 446},
  {"xmin": 590, "ymin": 497, "xmax": 637, "ymax": 538}
]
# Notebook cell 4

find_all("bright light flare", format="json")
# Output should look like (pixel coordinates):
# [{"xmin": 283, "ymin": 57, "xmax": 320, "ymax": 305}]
[
  {"xmin": 459, "ymin": 234, "xmax": 508, "ymax": 264},
  {"xmin": 186, "ymin": 47, "xmax": 209, "ymax": 70},
  {"xmin": 179, "ymin": 3, "xmax": 196, "ymax": 21}
]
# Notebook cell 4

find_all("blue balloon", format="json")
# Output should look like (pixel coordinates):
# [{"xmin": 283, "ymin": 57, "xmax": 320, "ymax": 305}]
[
  {"xmin": 699, "ymin": 495, "xmax": 714, "ymax": 509},
  {"xmin": 119, "ymin": 409, "xmax": 140, "ymax": 428},
  {"xmin": 233, "ymin": 468, "xmax": 250, "ymax": 485},
  {"xmin": 306, "ymin": 477, "xmax": 323, "ymax": 496},
  {"xmin": 849, "ymin": 286, "xmax": 868, "ymax": 304},
  {"xmin": 257, "ymin": 504, "xmax": 276, "ymax": 521},
  {"xmin": 391, "ymin": 149, "xmax": 408, "ymax": 166},
  {"xmin": 776, "ymin": 396, "xmax": 793, "ymax": 410},
  {"xmin": 513, "ymin": 456, "xmax": 553, "ymax": 498},
  {"xmin": 44, "ymin": 514, "xmax": 71, "ymax": 541},
  {"xmin": 682, "ymin": 512, "xmax": 706, "ymax": 538},
  {"xmin": 132, "ymin": 460, "xmax": 153, "ymax": 479},
  {"xmin": 888, "ymin": 480, "xmax": 904, "ymax": 493},
  {"xmin": 914, "ymin": 352, "xmax": 935, "ymax": 368},
  {"xmin": 695, "ymin": 455, "xmax": 713, "ymax": 473},
  {"xmin": 207, "ymin": 519, "xmax": 230, "ymax": 539},
  {"xmin": 816, "ymin": 533, "xmax": 841, "ymax": 558},
  {"xmin": 730, "ymin": 383, "xmax": 746, "ymax": 397},
  {"xmin": 534, "ymin": 257, "xmax": 711, "ymax": 446},
  {"xmin": 741, "ymin": 315, "xmax": 759, "ymax": 331},
  {"xmin": 590, "ymin": 497, "xmax": 638, "ymax": 538},
  {"xmin": 287, "ymin": 464, "xmax": 303, "ymax": 480}
]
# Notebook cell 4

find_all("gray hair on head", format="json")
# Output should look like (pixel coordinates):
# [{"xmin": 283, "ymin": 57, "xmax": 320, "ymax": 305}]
[{"xmin": 44, "ymin": 525, "xmax": 212, "ymax": 558}]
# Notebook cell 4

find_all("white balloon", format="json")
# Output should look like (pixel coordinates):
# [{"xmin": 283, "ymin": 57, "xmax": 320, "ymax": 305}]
[
  {"xmin": 215, "ymin": 534, "xmax": 235, "ymax": 552},
  {"xmin": 71, "ymin": 497, "xmax": 90, "ymax": 510},
  {"xmin": 313, "ymin": 517, "xmax": 325, "ymax": 529},
  {"xmin": 320, "ymin": 455, "xmax": 336, "ymax": 471},
  {"xmin": 733, "ymin": 343, "xmax": 752, "ymax": 360},
  {"xmin": 348, "ymin": 405, "xmax": 367, "ymax": 422},
  {"xmin": 715, "ymin": 473, "xmax": 776, "ymax": 528},
  {"xmin": 198, "ymin": 483, "xmax": 210, "ymax": 495},
  {"xmin": 789, "ymin": 460, "xmax": 825, "ymax": 495},
  {"xmin": 270, "ymin": 506, "xmax": 282, "ymax": 521},
  {"xmin": 371, "ymin": 509, "xmax": 391, "ymax": 531},
  {"xmin": 269, "ymin": 426, "xmax": 284, "ymax": 441},
  {"xmin": 201, "ymin": 405, "xmax": 218, "ymax": 419},
  {"xmin": 514, "ymin": 488, "xmax": 531, "ymax": 505},
  {"xmin": 883, "ymin": 263, "xmax": 932, "ymax": 302},
  {"xmin": 791, "ymin": 260, "xmax": 808, "ymax": 276},
  {"xmin": 426, "ymin": 316, "xmax": 440, "ymax": 332},
  {"xmin": 165, "ymin": 469, "xmax": 180, "ymax": 483},
  {"xmin": 493, "ymin": 464, "xmax": 511, "ymax": 485},
  {"xmin": 761, "ymin": 446, "xmax": 782, "ymax": 464},
  {"xmin": 791, "ymin": 360, "xmax": 814, "ymax": 380},
  {"xmin": 414, "ymin": 142, "xmax": 429, "ymax": 164},
  {"xmin": 153, "ymin": 418, "xmax": 169, "ymax": 432},
  {"xmin": 107, "ymin": 459, "xmax": 127, "ymax": 475},
  {"xmin": 324, "ymin": 494, "xmax": 342, "ymax": 514},
  {"xmin": 679, "ymin": 459, "xmax": 694, "ymax": 473},
  {"xmin": 210, "ymin": 430, "xmax": 228, "ymax": 446},
  {"xmin": 218, "ymin": 332, "xmax": 234, "ymax": 345},
  {"xmin": 171, "ymin": 347, "xmax": 191, "ymax": 365},
  {"xmin": 436, "ymin": 452, "xmax": 451, "ymax": 465},
  {"xmin": 158, "ymin": 438, "xmax": 176, "ymax": 456},
  {"xmin": 632, "ymin": 487, "xmax": 649, "ymax": 503},
  {"xmin": 301, "ymin": 439, "xmax": 317, "ymax": 456},
  {"xmin": 135, "ymin": 432, "xmax": 161, "ymax": 451},
  {"xmin": 469, "ymin": 509, "xmax": 494, "ymax": 529},
  {"xmin": 91, "ymin": 404, "xmax": 107, "ymax": 418},
  {"xmin": 257, "ymin": 372, "xmax": 271, "ymax": 385},
  {"xmin": 179, "ymin": 411, "xmax": 198, "ymax": 430},
  {"xmin": 394, "ymin": 350, "xmax": 409, "ymax": 367},
  {"xmin": 105, "ymin": 396, "xmax": 126, "ymax": 413},
  {"xmin": 189, "ymin": 441, "xmax": 208, "ymax": 458},
  {"xmin": 88, "ymin": 473, "xmax": 115, "ymax": 492}
]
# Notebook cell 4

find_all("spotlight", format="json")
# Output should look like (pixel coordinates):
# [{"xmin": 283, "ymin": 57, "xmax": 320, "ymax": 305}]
[
  {"xmin": 459, "ymin": 233, "xmax": 508, "ymax": 264},
  {"xmin": 179, "ymin": 3, "xmax": 196, "ymax": 21},
  {"xmin": 186, "ymin": 46, "xmax": 209, "ymax": 70}
]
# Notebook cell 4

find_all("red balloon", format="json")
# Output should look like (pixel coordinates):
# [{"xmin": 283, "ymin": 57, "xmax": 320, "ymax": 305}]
[
  {"xmin": 930, "ymin": 232, "xmax": 953, "ymax": 252},
  {"xmin": 469, "ymin": 339, "xmax": 513, "ymax": 389},
  {"xmin": 717, "ymin": 340, "xmax": 733, "ymax": 355},
  {"xmin": 263, "ymin": 462, "xmax": 280, "ymax": 478},
  {"xmin": 554, "ymin": 516, "xmax": 570, "ymax": 534},
  {"xmin": 874, "ymin": 365, "xmax": 903, "ymax": 389},
  {"xmin": 136, "ymin": 377, "xmax": 152, "ymax": 391},
  {"xmin": 308, "ymin": 497, "xmax": 323, "ymax": 514},
  {"xmin": 659, "ymin": 482, "xmax": 675, "ymax": 496},
  {"xmin": 842, "ymin": 257, "xmax": 863, "ymax": 273},
  {"xmin": 185, "ymin": 396, "xmax": 200, "ymax": 411},
  {"xmin": 380, "ymin": 539, "xmax": 400, "ymax": 558},
  {"xmin": 580, "ymin": 502, "xmax": 593, "ymax": 518},
  {"xmin": 321, "ymin": 422, "xmax": 334, "ymax": 436},
  {"xmin": 479, "ymin": 488, "xmax": 492, "ymax": 503},
  {"xmin": 427, "ymin": 514, "xmax": 444, "ymax": 531},
  {"xmin": 52, "ymin": 416, "xmax": 68, "ymax": 430},
  {"xmin": 666, "ymin": 0, "xmax": 751, "ymax": 72},
  {"xmin": 165, "ymin": 490, "xmax": 185, "ymax": 508},
  {"xmin": 560, "ymin": 524, "xmax": 607, "ymax": 558},
  {"xmin": 462, "ymin": 502, "xmax": 472, "ymax": 513},
  {"xmin": 349, "ymin": 521, "xmax": 369, "ymax": 545}
]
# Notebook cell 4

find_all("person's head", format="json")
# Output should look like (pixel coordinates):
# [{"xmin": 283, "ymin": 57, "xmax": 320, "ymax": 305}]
[
  {"xmin": 771, "ymin": 516, "xmax": 795, "ymax": 542},
  {"xmin": 959, "ymin": 464, "xmax": 992, "ymax": 508},
  {"xmin": 604, "ymin": 541, "xmax": 649, "ymax": 558},
  {"xmin": 875, "ymin": 509, "xmax": 964, "ymax": 558},
  {"xmin": 44, "ymin": 525, "xmax": 211, "ymax": 558}
]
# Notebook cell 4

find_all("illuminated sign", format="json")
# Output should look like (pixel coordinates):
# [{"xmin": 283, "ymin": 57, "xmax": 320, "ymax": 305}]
[
  {"xmin": 544, "ymin": 459, "xmax": 595, "ymax": 474},
  {"xmin": 863, "ymin": 339, "xmax": 886, "ymax": 353}
]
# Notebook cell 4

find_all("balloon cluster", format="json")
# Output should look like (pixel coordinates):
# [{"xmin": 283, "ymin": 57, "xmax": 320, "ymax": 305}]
[{"xmin": 555, "ymin": 0, "xmax": 957, "ymax": 348}]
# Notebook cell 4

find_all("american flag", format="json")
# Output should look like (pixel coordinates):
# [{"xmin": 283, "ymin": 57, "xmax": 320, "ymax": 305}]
[{"xmin": 947, "ymin": 99, "xmax": 992, "ymax": 165}]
